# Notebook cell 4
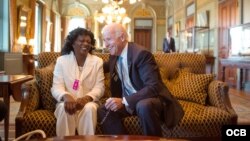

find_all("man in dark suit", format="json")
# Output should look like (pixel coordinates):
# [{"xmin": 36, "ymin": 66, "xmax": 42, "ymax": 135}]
[
  {"xmin": 163, "ymin": 31, "xmax": 176, "ymax": 53},
  {"xmin": 97, "ymin": 23, "xmax": 184, "ymax": 136}
]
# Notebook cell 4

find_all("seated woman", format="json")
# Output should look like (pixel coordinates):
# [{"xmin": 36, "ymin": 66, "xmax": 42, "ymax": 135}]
[{"xmin": 51, "ymin": 28, "xmax": 105, "ymax": 136}]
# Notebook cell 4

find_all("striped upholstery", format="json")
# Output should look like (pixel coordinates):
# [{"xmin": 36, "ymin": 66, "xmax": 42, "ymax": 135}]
[{"xmin": 15, "ymin": 52, "xmax": 237, "ymax": 138}]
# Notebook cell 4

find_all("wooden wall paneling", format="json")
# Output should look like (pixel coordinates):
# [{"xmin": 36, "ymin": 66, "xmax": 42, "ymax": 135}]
[
  {"xmin": 22, "ymin": 54, "xmax": 35, "ymax": 75},
  {"xmin": 61, "ymin": 17, "xmax": 69, "ymax": 46},
  {"xmin": 29, "ymin": 0, "xmax": 36, "ymax": 39},
  {"xmin": 218, "ymin": 0, "xmax": 238, "ymax": 88},
  {"xmin": 186, "ymin": 16, "xmax": 194, "ymax": 28}
]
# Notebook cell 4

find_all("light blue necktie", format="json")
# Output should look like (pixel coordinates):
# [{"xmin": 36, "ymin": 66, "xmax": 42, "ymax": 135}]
[
  {"xmin": 118, "ymin": 56, "xmax": 134, "ymax": 114},
  {"xmin": 118, "ymin": 56, "xmax": 129, "ymax": 96}
]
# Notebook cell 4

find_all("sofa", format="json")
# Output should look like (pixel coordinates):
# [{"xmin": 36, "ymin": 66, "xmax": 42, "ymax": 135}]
[{"xmin": 15, "ymin": 52, "xmax": 237, "ymax": 138}]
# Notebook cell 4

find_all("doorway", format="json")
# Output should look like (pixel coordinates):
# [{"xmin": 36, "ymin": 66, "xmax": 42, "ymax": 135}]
[{"xmin": 134, "ymin": 28, "xmax": 152, "ymax": 51}]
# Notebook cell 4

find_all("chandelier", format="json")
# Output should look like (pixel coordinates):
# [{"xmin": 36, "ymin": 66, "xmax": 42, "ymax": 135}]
[
  {"xmin": 99, "ymin": 0, "xmax": 141, "ymax": 4},
  {"xmin": 95, "ymin": 0, "xmax": 141, "ymax": 24}
]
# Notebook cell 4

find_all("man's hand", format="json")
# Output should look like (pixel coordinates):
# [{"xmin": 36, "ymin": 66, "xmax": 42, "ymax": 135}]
[
  {"xmin": 63, "ymin": 95, "xmax": 77, "ymax": 115},
  {"xmin": 105, "ymin": 97, "xmax": 124, "ymax": 111}
]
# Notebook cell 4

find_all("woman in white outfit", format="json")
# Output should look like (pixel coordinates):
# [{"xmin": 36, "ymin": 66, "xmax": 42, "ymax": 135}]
[{"xmin": 51, "ymin": 28, "xmax": 104, "ymax": 136}]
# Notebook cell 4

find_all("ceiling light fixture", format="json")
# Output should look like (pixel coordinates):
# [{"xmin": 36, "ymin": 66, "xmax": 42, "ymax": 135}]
[
  {"xmin": 95, "ymin": 0, "xmax": 137, "ymax": 24},
  {"xmin": 98, "ymin": 0, "xmax": 141, "ymax": 4}
]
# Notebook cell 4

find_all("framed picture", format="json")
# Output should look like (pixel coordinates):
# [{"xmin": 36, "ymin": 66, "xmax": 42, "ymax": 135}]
[
  {"xmin": 197, "ymin": 11, "xmax": 210, "ymax": 27},
  {"xmin": 175, "ymin": 21, "xmax": 180, "ymax": 36},
  {"xmin": 186, "ymin": 2, "xmax": 195, "ymax": 17},
  {"xmin": 17, "ymin": 5, "xmax": 31, "ymax": 38}
]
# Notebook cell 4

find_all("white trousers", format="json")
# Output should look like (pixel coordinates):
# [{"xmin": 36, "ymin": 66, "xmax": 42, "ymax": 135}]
[{"xmin": 54, "ymin": 102, "xmax": 98, "ymax": 136}]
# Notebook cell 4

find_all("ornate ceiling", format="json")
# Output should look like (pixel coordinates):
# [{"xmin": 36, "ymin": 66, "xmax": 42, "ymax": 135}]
[{"xmin": 59, "ymin": 0, "xmax": 167, "ymax": 18}]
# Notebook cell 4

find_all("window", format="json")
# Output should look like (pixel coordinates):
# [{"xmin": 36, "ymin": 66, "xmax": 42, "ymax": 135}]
[
  {"xmin": 54, "ymin": 14, "xmax": 61, "ymax": 52},
  {"xmin": 230, "ymin": 23, "xmax": 250, "ymax": 56},
  {"xmin": 0, "ymin": 0, "xmax": 9, "ymax": 52},
  {"xmin": 34, "ymin": 2, "xmax": 43, "ymax": 55},
  {"xmin": 67, "ymin": 17, "xmax": 86, "ymax": 34},
  {"xmin": 134, "ymin": 19, "xmax": 153, "ymax": 28}
]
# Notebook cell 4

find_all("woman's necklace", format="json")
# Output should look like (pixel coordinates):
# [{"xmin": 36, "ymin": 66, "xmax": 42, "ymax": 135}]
[
  {"xmin": 78, "ymin": 66, "xmax": 83, "ymax": 73},
  {"xmin": 73, "ymin": 55, "xmax": 86, "ymax": 91}
]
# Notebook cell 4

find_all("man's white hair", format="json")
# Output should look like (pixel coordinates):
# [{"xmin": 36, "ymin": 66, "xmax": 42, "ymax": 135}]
[{"xmin": 102, "ymin": 23, "xmax": 128, "ymax": 41}]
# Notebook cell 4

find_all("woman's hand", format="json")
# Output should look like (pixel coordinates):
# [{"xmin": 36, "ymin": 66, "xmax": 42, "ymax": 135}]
[
  {"xmin": 76, "ymin": 96, "xmax": 93, "ymax": 110},
  {"xmin": 63, "ymin": 95, "xmax": 77, "ymax": 115}
]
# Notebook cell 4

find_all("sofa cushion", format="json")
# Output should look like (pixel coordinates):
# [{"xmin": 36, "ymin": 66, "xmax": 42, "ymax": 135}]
[
  {"xmin": 35, "ymin": 63, "xmax": 57, "ymax": 112},
  {"xmin": 160, "ymin": 67, "xmax": 178, "ymax": 82},
  {"xmin": 170, "ymin": 70, "xmax": 214, "ymax": 105},
  {"xmin": 162, "ymin": 68, "xmax": 191, "ymax": 92}
]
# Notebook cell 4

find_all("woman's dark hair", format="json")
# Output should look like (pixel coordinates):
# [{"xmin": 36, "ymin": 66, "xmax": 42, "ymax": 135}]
[{"xmin": 61, "ymin": 27, "xmax": 96, "ymax": 55}]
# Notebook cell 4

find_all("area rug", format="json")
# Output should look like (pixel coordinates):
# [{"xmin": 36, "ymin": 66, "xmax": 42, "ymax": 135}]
[{"xmin": 1, "ymin": 90, "xmax": 250, "ymax": 140}]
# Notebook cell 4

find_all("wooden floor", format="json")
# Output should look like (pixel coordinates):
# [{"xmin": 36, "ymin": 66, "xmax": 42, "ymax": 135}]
[
  {"xmin": 229, "ymin": 88, "xmax": 250, "ymax": 100},
  {"xmin": 0, "ymin": 88, "xmax": 250, "ymax": 140},
  {"xmin": 229, "ymin": 88, "xmax": 250, "ymax": 124}
]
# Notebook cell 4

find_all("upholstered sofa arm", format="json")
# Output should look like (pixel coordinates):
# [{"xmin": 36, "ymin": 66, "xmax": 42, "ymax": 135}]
[
  {"xmin": 207, "ymin": 80, "xmax": 238, "ymax": 123},
  {"xmin": 16, "ymin": 79, "xmax": 40, "ymax": 137},
  {"xmin": 16, "ymin": 79, "xmax": 40, "ymax": 119}
]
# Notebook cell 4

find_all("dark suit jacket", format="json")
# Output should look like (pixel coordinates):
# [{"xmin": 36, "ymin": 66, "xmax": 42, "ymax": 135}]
[
  {"xmin": 104, "ymin": 42, "xmax": 184, "ymax": 128},
  {"xmin": 163, "ymin": 37, "xmax": 176, "ymax": 53}
]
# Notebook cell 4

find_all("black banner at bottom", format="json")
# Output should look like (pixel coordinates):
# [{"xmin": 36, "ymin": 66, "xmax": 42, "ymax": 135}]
[{"xmin": 221, "ymin": 125, "xmax": 250, "ymax": 141}]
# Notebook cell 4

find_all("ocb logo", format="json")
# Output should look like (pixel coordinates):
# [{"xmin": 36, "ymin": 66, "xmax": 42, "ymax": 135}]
[{"xmin": 226, "ymin": 129, "xmax": 247, "ymax": 136}]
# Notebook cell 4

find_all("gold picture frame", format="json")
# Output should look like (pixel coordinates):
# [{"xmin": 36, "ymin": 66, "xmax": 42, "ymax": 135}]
[
  {"xmin": 175, "ymin": 21, "xmax": 180, "ymax": 36},
  {"xmin": 17, "ymin": 5, "xmax": 31, "ymax": 39}
]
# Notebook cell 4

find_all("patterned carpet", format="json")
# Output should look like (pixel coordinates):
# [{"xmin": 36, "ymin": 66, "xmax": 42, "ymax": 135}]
[
  {"xmin": 0, "ymin": 89, "xmax": 250, "ymax": 140},
  {"xmin": 0, "ymin": 98, "xmax": 20, "ymax": 141}
]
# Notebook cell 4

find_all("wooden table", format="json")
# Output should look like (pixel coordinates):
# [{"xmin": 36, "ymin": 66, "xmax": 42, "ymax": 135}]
[
  {"xmin": 30, "ymin": 135, "xmax": 221, "ymax": 141},
  {"xmin": 220, "ymin": 57, "xmax": 250, "ymax": 90},
  {"xmin": 0, "ymin": 75, "xmax": 33, "ymax": 141}
]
